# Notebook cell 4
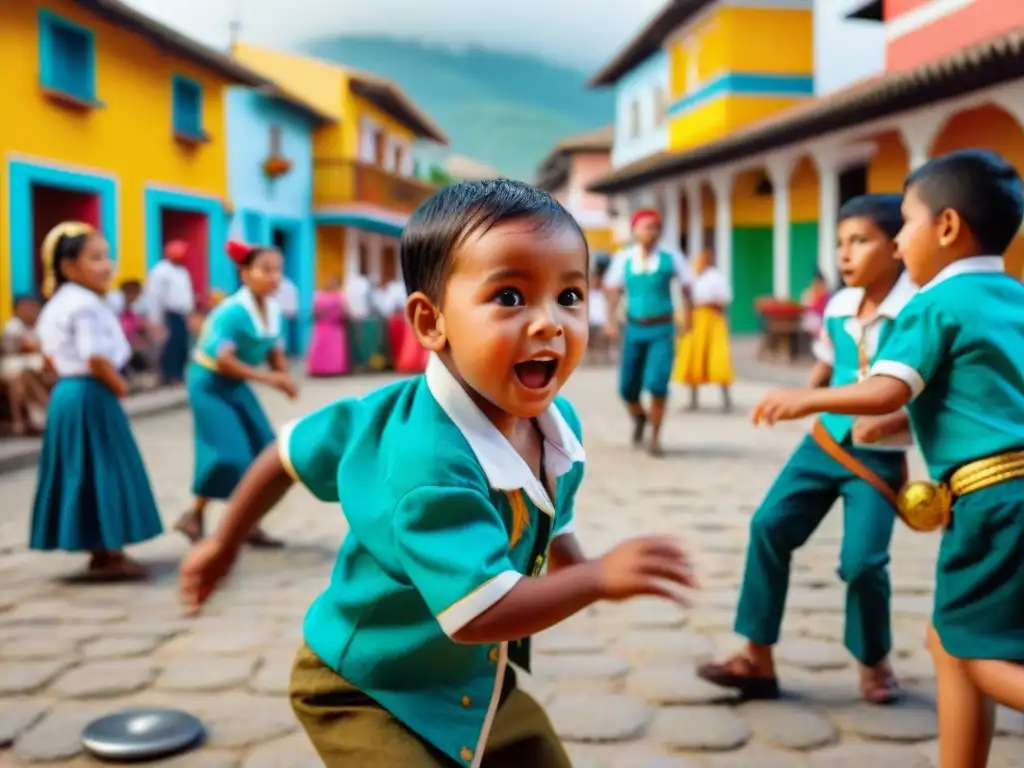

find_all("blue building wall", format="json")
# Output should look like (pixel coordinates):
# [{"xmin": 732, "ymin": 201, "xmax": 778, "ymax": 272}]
[
  {"xmin": 225, "ymin": 87, "xmax": 318, "ymax": 354},
  {"xmin": 612, "ymin": 50, "xmax": 670, "ymax": 168}
]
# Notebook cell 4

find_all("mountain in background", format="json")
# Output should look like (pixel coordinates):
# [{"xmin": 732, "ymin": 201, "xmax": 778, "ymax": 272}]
[{"xmin": 299, "ymin": 35, "xmax": 614, "ymax": 180}]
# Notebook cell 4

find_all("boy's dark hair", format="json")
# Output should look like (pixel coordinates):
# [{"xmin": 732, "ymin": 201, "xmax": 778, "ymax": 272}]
[
  {"xmin": 400, "ymin": 179, "xmax": 587, "ymax": 300},
  {"xmin": 904, "ymin": 149, "xmax": 1024, "ymax": 255},
  {"xmin": 120, "ymin": 278, "xmax": 142, "ymax": 292},
  {"xmin": 13, "ymin": 294, "xmax": 40, "ymax": 308},
  {"xmin": 838, "ymin": 194, "xmax": 903, "ymax": 239}
]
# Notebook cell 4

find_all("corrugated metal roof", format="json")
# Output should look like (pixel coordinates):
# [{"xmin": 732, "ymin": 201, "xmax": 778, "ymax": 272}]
[{"xmin": 589, "ymin": 26, "xmax": 1024, "ymax": 194}]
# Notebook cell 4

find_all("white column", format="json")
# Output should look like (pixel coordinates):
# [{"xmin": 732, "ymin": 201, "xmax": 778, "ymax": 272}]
[
  {"xmin": 813, "ymin": 152, "xmax": 840, "ymax": 288},
  {"xmin": 900, "ymin": 109, "xmax": 948, "ymax": 171},
  {"xmin": 661, "ymin": 182, "xmax": 681, "ymax": 252},
  {"xmin": 344, "ymin": 227, "xmax": 360, "ymax": 289},
  {"xmin": 368, "ymin": 233, "xmax": 384, "ymax": 284},
  {"xmin": 685, "ymin": 179, "xmax": 703, "ymax": 258},
  {"xmin": 711, "ymin": 173, "xmax": 733, "ymax": 285},
  {"xmin": 766, "ymin": 156, "xmax": 796, "ymax": 299}
]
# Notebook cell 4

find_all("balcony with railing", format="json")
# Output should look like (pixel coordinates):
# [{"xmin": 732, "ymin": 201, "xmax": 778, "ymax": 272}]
[{"xmin": 313, "ymin": 159, "xmax": 436, "ymax": 213}]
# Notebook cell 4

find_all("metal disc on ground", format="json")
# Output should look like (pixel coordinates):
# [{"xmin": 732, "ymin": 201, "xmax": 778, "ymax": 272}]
[{"xmin": 82, "ymin": 708, "xmax": 204, "ymax": 762}]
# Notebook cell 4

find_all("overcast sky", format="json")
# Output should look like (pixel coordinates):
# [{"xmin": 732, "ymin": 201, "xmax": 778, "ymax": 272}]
[{"xmin": 122, "ymin": 0, "xmax": 667, "ymax": 69}]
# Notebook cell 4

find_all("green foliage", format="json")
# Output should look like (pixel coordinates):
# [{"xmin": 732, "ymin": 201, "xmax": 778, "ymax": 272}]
[
  {"xmin": 299, "ymin": 36, "xmax": 613, "ymax": 180},
  {"xmin": 426, "ymin": 165, "xmax": 459, "ymax": 188}
]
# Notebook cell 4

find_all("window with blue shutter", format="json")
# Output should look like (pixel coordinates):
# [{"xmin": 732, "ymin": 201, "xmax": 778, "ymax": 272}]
[
  {"xmin": 38, "ymin": 10, "xmax": 97, "ymax": 103},
  {"xmin": 172, "ymin": 76, "xmax": 205, "ymax": 139}
]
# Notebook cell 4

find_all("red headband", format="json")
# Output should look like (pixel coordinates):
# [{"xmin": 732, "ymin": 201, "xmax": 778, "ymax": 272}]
[
  {"xmin": 631, "ymin": 209, "xmax": 661, "ymax": 229},
  {"xmin": 226, "ymin": 240, "xmax": 257, "ymax": 265}
]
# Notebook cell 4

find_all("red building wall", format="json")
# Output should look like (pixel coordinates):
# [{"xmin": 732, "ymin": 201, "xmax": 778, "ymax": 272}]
[{"xmin": 884, "ymin": 0, "xmax": 1024, "ymax": 72}]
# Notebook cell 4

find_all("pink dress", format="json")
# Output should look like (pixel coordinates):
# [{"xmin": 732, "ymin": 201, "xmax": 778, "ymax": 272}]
[
  {"xmin": 394, "ymin": 316, "xmax": 429, "ymax": 373},
  {"xmin": 306, "ymin": 290, "xmax": 350, "ymax": 377}
]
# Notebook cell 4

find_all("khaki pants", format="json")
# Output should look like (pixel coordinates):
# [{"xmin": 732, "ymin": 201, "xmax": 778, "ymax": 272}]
[{"xmin": 289, "ymin": 643, "xmax": 572, "ymax": 767}]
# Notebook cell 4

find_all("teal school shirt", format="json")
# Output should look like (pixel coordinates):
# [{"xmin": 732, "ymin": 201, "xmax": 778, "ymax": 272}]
[
  {"xmin": 813, "ymin": 272, "xmax": 917, "ymax": 446},
  {"xmin": 870, "ymin": 256, "xmax": 1024, "ymax": 480},
  {"xmin": 279, "ymin": 354, "xmax": 586, "ymax": 768},
  {"xmin": 604, "ymin": 245, "xmax": 692, "ymax": 321},
  {"xmin": 193, "ymin": 287, "xmax": 282, "ymax": 370}
]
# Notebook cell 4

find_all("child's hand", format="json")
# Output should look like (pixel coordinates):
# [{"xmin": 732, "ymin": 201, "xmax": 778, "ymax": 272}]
[
  {"xmin": 751, "ymin": 388, "xmax": 813, "ymax": 426},
  {"xmin": 179, "ymin": 536, "xmax": 240, "ymax": 615},
  {"xmin": 596, "ymin": 536, "xmax": 697, "ymax": 605},
  {"xmin": 270, "ymin": 372, "xmax": 299, "ymax": 400},
  {"xmin": 852, "ymin": 416, "xmax": 885, "ymax": 444},
  {"xmin": 111, "ymin": 375, "xmax": 131, "ymax": 399}
]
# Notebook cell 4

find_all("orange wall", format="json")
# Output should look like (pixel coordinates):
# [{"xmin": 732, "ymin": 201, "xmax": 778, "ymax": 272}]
[
  {"xmin": 867, "ymin": 131, "xmax": 909, "ymax": 194},
  {"xmin": 932, "ymin": 104, "xmax": 1024, "ymax": 278}
]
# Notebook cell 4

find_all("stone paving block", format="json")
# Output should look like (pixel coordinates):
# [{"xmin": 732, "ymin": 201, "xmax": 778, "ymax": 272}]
[
  {"xmin": 827, "ymin": 699, "xmax": 938, "ymax": 742},
  {"xmin": 147, "ymin": 750, "xmax": 242, "ymax": 768},
  {"xmin": 51, "ymin": 659, "xmax": 157, "ymax": 698},
  {"xmin": 614, "ymin": 630, "xmax": 715, "ymax": 663},
  {"xmin": 250, "ymin": 651, "xmax": 295, "ymax": 696},
  {"xmin": 775, "ymin": 639, "xmax": 850, "ymax": 671},
  {"xmin": 13, "ymin": 702, "xmax": 108, "ymax": 762},
  {"xmin": 548, "ymin": 693, "xmax": 653, "ymax": 743},
  {"xmin": 243, "ymin": 732, "xmax": 323, "ymax": 768},
  {"xmin": 707, "ymin": 746, "xmax": 811, "ymax": 767},
  {"xmin": 738, "ymin": 700, "xmax": 838, "ymax": 750},
  {"xmin": 628, "ymin": 664, "xmax": 739, "ymax": 705},
  {"xmin": 531, "ymin": 654, "xmax": 630, "ymax": 683},
  {"xmin": 997, "ymin": 705, "xmax": 1024, "ymax": 736},
  {"xmin": 806, "ymin": 743, "xmax": 933, "ymax": 767},
  {"xmin": 195, "ymin": 693, "xmax": 298, "ymax": 749},
  {"xmin": 81, "ymin": 634, "xmax": 165, "ymax": 660},
  {"xmin": 0, "ymin": 660, "xmax": 73, "ymax": 695},
  {"xmin": 604, "ymin": 598, "xmax": 689, "ymax": 630},
  {"xmin": 0, "ymin": 700, "xmax": 49, "ymax": 747},
  {"xmin": 534, "ymin": 628, "xmax": 605, "ymax": 655},
  {"xmin": 158, "ymin": 656, "xmax": 257, "ymax": 693},
  {"xmin": 0, "ymin": 635, "xmax": 78, "ymax": 660},
  {"xmin": 651, "ymin": 706, "xmax": 751, "ymax": 751}
]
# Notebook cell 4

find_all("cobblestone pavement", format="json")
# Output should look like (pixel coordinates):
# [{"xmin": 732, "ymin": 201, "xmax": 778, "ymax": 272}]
[{"xmin": 0, "ymin": 367, "xmax": 1022, "ymax": 767}]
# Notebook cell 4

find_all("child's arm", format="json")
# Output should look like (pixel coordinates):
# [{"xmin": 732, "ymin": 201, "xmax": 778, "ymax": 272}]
[
  {"xmin": 806, "ymin": 361, "xmax": 833, "ymax": 389},
  {"xmin": 180, "ymin": 445, "xmax": 294, "ymax": 610},
  {"xmin": 265, "ymin": 346, "xmax": 298, "ymax": 399},
  {"xmin": 452, "ymin": 536, "xmax": 693, "ymax": 644},
  {"xmin": 753, "ymin": 375, "xmax": 911, "ymax": 425},
  {"xmin": 547, "ymin": 533, "xmax": 586, "ymax": 572},
  {"xmin": 852, "ymin": 408, "xmax": 911, "ymax": 444}
]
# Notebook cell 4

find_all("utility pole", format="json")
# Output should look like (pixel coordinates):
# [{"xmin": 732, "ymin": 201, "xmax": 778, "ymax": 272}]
[{"xmin": 227, "ymin": 0, "xmax": 242, "ymax": 50}]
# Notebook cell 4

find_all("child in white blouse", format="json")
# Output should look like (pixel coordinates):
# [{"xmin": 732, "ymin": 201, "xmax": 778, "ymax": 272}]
[{"xmin": 31, "ymin": 222, "xmax": 163, "ymax": 579}]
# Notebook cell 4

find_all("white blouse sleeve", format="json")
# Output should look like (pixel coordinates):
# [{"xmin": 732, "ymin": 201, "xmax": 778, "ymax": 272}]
[
  {"xmin": 71, "ymin": 304, "xmax": 105, "ymax": 363},
  {"xmin": 671, "ymin": 251, "xmax": 694, "ymax": 287},
  {"xmin": 602, "ymin": 252, "xmax": 628, "ymax": 289}
]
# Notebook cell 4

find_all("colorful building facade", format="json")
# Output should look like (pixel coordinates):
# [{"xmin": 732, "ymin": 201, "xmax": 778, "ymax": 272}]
[
  {"xmin": 0, "ymin": 0, "xmax": 274, "ymax": 321},
  {"xmin": 231, "ymin": 44, "xmax": 448, "ymax": 293},
  {"xmin": 588, "ymin": 0, "xmax": 1024, "ymax": 333},
  {"xmin": 536, "ymin": 127, "xmax": 617, "ymax": 255},
  {"xmin": 225, "ymin": 86, "xmax": 333, "ymax": 353}
]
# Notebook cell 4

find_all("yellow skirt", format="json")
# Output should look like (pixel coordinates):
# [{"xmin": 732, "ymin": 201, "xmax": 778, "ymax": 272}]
[{"xmin": 673, "ymin": 306, "xmax": 734, "ymax": 386}]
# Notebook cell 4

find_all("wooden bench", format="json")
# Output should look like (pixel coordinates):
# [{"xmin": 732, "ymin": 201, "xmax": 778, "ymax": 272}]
[{"xmin": 755, "ymin": 298, "xmax": 811, "ymax": 364}]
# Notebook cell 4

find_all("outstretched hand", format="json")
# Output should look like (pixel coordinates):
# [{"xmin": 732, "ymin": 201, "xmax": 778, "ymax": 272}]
[
  {"xmin": 750, "ymin": 388, "xmax": 814, "ymax": 427},
  {"xmin": 596, "ymin": 535, "xmax": 698, "ymax": 606}
]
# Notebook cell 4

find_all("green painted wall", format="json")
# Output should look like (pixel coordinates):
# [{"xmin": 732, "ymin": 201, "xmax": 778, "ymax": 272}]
[
  {"xmin": 731, "ymin": 226, "xmax": 773, "ymax": 334},
  {"xmin": 789, "ymin": 221, "xmax": 819, "ymax": 298}
]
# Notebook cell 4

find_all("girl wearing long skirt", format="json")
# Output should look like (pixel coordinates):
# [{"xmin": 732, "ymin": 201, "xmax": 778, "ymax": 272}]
[
  {"xmin": 30, "ymin": 222, "xmax": 163, "ymax": 579},
  {"xmin": 672, "ymin": 247, "xmax": 735, "ymax": 412},
  {"xmin": 175, "ymin": 241, "xmax": 298, "ymax": 548},
  {"xmin": 306, "ymin": 278, "xmax": 350, "ymax": 377}
]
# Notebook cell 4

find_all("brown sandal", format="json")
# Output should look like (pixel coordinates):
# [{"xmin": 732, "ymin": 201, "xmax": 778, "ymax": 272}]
[
  {"xmin": 697, "ymin": 654, "xmax": 780, "ymax": 700},
  {"xmin": 860, "ymin": 663, "xmax": 900, "ymax": 705}
]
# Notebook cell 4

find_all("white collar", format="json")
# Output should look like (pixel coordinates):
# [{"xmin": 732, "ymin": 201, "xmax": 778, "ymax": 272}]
[
  {"xmin": 425, "ymin": 354, "xmax": 585, "ymax": 516},
  {"xmin": 920, "ymin": 255, "xmax": 1005, "ymax": 292},
  {"xmin": 827, "ymin": 271, "xmax": 918, "ymax": 320},
  {"xmin": 236, "ymin": 286, "xmax": 282, "ymax": 338}
]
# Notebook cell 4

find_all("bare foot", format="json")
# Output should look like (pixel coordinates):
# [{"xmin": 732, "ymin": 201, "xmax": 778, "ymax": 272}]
[{"xmin": 174, "ymin": 511, "xmax": 204, "ymax": 544}]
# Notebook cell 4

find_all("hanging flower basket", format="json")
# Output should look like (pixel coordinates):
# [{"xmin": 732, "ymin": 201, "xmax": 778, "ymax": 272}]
[{"xmin": 263, "ymin": 156, "xmax": 292, "ymax": 179}]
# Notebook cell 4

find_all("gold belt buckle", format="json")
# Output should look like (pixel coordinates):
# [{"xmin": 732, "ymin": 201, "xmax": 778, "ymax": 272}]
[{"xmin": 896, "ymin": 481, "xmax": 952, "ymax": 533}]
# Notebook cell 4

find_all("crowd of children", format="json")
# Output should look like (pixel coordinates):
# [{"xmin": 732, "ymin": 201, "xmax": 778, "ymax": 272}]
[{"xmin": 12, "ymin": 148, "xmax": 1023, "ymax": 765}]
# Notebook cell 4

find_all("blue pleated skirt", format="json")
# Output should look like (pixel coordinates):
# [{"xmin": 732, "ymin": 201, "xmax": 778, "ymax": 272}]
[
  {"xmin": 188, "ymin": 364, "xmax": 275, "ymax": 500},
  {"xmin": 30, "ymin": 377, "xmax": 163, "ymax": 552}
]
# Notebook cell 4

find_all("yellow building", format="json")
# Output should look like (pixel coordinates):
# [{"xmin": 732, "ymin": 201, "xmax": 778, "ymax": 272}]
[
  {"xmin": 0, "ymin": 0, "xmax": 279, "ymax": 320},
  {"xmin": 536, "ymin": 126, "xmax": 618, "ymax": 255},
  {"xmin": 231, "ymin": 43, "xmax": 449, "ymax": 289}
]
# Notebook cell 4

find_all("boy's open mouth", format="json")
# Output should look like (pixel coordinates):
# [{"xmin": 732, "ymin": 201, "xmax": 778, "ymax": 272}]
[{"xmin": 514, "ymin": 358, "xmax": 558, "ymax": 390}]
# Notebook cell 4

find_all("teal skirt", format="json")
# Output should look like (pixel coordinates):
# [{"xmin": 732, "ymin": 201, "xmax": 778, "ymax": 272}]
[
  {"xmin": 30, "ymin": 377, "xmax": 162, "ymax": 552},
  {"xmin": 187, "ymin": 364, "xmax": 275, "ymax": 500},
  {"xmin": 933, "ymin": 477, "xmax": 1024, "ymax": 660}
]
